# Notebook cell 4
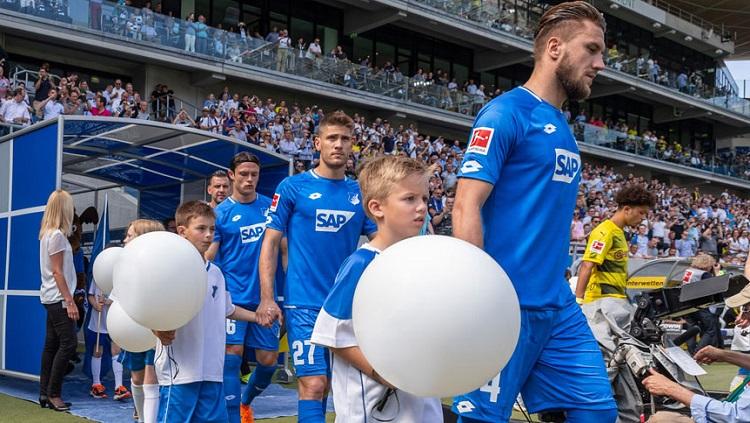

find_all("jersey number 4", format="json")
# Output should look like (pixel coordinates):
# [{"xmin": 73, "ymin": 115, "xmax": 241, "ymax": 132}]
[{"xmin": 480, "ymin": 373, "xmax": 501, "ymax": 403}]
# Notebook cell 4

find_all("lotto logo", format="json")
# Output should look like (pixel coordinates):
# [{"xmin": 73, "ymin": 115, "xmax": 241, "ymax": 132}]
[
  {"xmin": 270, "ymin": 193, "xmax": 280, "ymax": 212},
  {"xmin": 552, "ymin": 148, "xmax": 580, "ymax": 183},
  {"xmin": 315, "ymin": 209, "xmax": 355, "ymax": 232},
  {"xmin": 467, "ymin": 127, "xmax": 494, "ymax": 155},
  {"xmin": 240, "ymin": 222, "xmax": 266, "ymax": 243}
]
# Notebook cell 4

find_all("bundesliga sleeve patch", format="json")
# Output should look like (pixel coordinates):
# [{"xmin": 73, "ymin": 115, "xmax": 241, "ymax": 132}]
[
  {"xmin": 467, "ymin": 127, "xmax": 494, "ymax": 155},
  {"xmin": 270, "ymin": 193, "xmax": 280, "ymax": 212},
  {"xmin": 590, "ymin": 240, "xmax": 606, "ymax": 255}
]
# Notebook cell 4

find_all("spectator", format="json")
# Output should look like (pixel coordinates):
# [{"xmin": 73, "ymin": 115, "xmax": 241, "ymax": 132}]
[
  {"xmin": 676, "ymin": 232, "xmax": 697, "ymax": 257},
  {"xmin": 228, "ymin": 119, "xmax": 247, "ymax": 142},
  {"xmin": 0, "ymin": 66, "xmax": 9, "ymax": 100},
  {"xmin": 130, "ymin": 101, "xmax": 149, "ymax": 120},
  {"xmin": 433, "ymin": 195, "xmax": 454, "ymax": 236},
  {"xmin": 90, "ymin": 96, "xmax": 112, "ymax": 117},
  {"xmin": 37, "ymin": 88, "xmax": 64, "ymax": 120},
  {"xmin": 184, "ymin": 13, "xmax": 196, "ymax": 53},
  {"xmin": 0, "ymin": 87, "xmax": 31, "ymax": 126}
]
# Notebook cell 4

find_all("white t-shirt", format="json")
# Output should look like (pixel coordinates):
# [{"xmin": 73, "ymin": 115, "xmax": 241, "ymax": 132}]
[
  {"xmin": 87, "ymin": 283, "xmax": 109, "ymax": 334},
  {"xmin": 39, "ymin": 230, "xmax": 77, "ymax": 304},
  {"xmin": 154, "ymin": 262, "xmax": 235, "ymax": 385}
]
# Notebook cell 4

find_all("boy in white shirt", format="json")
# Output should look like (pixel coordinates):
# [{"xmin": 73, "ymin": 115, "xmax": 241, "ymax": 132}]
[
  {"xmin": 311, "ymin": 156, "xmax": 443, "ymax": 422},
  {"xmin": 153, "ymin": 201, "xmax": 256, "ymax": 422}
]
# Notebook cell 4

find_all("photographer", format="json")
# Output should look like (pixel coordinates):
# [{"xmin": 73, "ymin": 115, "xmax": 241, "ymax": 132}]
[
  {"xmin": 683, "ymin": 254, "xmax": 724, "ymax": 354},
  {"xmin": 643, "ymin": 254, "xmax": 750, "ymax": 422}
]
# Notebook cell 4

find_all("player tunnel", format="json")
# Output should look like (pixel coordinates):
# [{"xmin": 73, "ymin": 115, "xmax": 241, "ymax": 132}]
[{"xmin": 0, "ymin": 116, "xmax": 292, "ymax": 378}]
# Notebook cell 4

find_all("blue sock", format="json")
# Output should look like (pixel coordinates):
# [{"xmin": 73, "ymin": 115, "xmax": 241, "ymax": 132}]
[
  {"xmin": 241, "ymin": 364, "xmax": 276, "ymax": 405},
  {"xmin": 223, "ymin": 354, "xmax": 242, "ymax": 423},
  {"xmin": 298, "ymin": 399, "xmax": 324, "ymax": 423},
  {"xmin": 320, "ymin": 396, "xmax": 328, "ymax": 414}
]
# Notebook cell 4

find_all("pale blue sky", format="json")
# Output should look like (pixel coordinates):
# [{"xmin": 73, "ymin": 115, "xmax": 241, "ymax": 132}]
[{"xmin": 727, "ymin": 61, "xmax": 750, "ymax": 97}]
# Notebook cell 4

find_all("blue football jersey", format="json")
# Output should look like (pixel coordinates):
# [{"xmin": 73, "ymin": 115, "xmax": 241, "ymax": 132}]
[
  {"xmin": 458, "ymin": 86, "xmax": 580, "ymax": 310},
  {"xmin": 268, "ymin": 170, "xmax": 377, "ymax": 309},
  {"xmin": 320, "ymin": 247, "xmax": 379, "ymax": 324},
  {"xmin": 213, "ymin": 195, "xmax": 272, "ymax": 306}
]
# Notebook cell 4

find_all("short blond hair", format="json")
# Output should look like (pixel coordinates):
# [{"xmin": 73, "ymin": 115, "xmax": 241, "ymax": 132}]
[
  {"xmin": 691, "ymin": 254, "xmax": 716, "ymax": 271},
  {"xmin": 39, "ymin": 189, "xmax": 75, "ymax": 239},
  {"xmin": 127, "ymin": 219, "xmax": 165, "ymax": 237},
  {"xmin": 358, "ymin": 156, "xmax": 432, "ymax": 220}
]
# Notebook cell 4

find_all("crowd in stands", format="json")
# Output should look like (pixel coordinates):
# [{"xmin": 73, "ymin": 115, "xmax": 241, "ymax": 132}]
[
  {"xmin": 0, "ymin": 0, "xmax": 738, "ymax": 117},
  {"xmin": 570, "ymin": 109, "xmax": 750, "ymax": 179},
  {"xmin": 573, "ymin": 162, "xmax": 750, "ymax": 266},
  {"xmin": 0, "ymin": 63, "xmax": 177, "ymax": 130}
]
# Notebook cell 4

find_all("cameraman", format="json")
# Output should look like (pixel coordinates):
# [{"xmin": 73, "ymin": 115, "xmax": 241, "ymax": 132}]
[{"xmin": 643, "ymin": 254, "xmax": 750, "ymax": 422}]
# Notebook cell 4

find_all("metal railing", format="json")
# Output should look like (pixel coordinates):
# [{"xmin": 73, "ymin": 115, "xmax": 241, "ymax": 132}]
[
  {"xmin": 0, "ymin": 0, "xmax": 486, "ymax": 117},
  {"xmin": 573, "ymin": 121, "xmax": 750, "ymax": 180},
  {"xmin": 0, "ymin": 122, "xmax": 25, "ymax": 137},
  {"xmin": 412, "ymin": 0, "xmax": 750, "ymax": 118}
]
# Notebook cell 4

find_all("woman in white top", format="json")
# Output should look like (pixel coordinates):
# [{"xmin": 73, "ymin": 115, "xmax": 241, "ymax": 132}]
[{"xmin": 38, "ymin": 189, "xmax": 79, "ymax": 412}]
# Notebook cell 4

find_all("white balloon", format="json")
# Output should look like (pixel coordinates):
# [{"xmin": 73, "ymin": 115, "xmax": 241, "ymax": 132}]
[
  {"xmin": 113, "ymin": 231, "xmax": 207, "ymax": 331},
  {"xmin": 352, "ymin": 235, "xmax": 520, "ymax": 398},
  {"xmin": 106, "ymin": 301, "xmax": 157, "ymax": 352},
  {"xmin": 92, "ymin": 247, "xmax": 123, "ymax": 295}
]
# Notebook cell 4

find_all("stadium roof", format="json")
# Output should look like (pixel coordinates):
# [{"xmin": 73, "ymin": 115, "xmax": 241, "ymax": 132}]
[
  {"xmin": 661, "ymin": 0, "xmax": 750, "ymax": 59},
  {"xmin": 4, "ymin": 116, "xmax": 292, "ymax": 195}
]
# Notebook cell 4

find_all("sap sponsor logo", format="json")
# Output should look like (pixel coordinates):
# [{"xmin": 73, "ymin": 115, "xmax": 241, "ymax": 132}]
[
  {"xmin": 467, "ymin": 127, "xmax": 494, "ymax": 155},
  {"xmin": 270, "ymin": 193, "xmax": 280, "ymax": 212},
  {"xmin": 240, "ymin": 222, "xmax": 266, "ymax": 243},
  {"xmin": 552, "ymin": 148, "xmax": 580, "ymax": 183},
  {"xmin": 308, "ymin": 192, "xmax": 322, "ymax": 200},
  {"xmin": 460, "ymin": 160, "xmax": 483, "ymax": 174},
  {"xmin": 315, "ymin": 209, "xmax": 355, "ymax": 232},
  {"xmin": 231, "ymin": 214, "xmax": 242, "ymax": 222},
  {"xmin": 543, "ymin": 123, "xmax": 557, "ymax": 134}
]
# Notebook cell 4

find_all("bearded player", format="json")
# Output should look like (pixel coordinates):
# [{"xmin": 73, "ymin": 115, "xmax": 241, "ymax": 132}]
[{"xmin": 451, "ymin": 2, "xmax": 617, "ymax": 422}]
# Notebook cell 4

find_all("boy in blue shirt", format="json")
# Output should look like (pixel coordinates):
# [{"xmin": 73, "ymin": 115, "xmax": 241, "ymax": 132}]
[
  {"xmin": 311, "ymin": 155, "xmax": 443, "ymax": 422},
  {"xmin": 257, "ymin": 111, "xmax": 376, "ymax": 422}
]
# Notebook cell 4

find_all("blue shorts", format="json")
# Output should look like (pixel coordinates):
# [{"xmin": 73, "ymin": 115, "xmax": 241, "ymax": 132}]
[
  {"xmin": 285, "ymin": 308, "xmax": 330, "ymax": 377},
  {"xmin": 226, "ymin": 304, "xmax": 280, "ymax": 352},
  {"xmin": 452, "ymin": 301, "xmax": 615, "ymax": 421},
  {"xmin": 118, "ymin": 349, "xmax": 155, "ymax": 371},
  {"xmin": 157, "ymin": 381, "xmax": 227, "ymax": 423}
]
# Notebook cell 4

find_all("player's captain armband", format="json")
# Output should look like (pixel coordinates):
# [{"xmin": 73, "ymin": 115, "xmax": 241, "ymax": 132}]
[
  {"xmin": 467, "ymin": 127, "xmax": 494, "ymax": 155},
  {"xmin": 590, "ymin": 240, "xmax": 606, "ymax": 255}
]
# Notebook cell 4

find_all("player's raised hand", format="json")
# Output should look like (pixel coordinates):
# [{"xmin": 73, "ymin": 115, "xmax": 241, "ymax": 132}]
[{"xmin": 257, "ymin": 298, "xmax": 282, "ymax": 328}]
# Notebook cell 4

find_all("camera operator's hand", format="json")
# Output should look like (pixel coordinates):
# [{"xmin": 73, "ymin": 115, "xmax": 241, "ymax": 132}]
[
  {"xmin": 642, "ymin": 369, "xmax": 677, "ymax": 397},
  {"xmin": 694, "ymin": 345, "xmax": 724, "ymax": 365}
]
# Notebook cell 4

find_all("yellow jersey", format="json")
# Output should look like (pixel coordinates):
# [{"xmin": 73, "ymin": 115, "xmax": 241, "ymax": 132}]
[{"xmin": 582, "ymin": 219, "xmax": 629, "ymax": 303}]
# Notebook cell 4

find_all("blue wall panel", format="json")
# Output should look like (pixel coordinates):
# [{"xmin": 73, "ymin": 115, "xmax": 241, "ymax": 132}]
[
  {"xmin": 7, "ymin": 212, "xmax": 43, "ymax": 291},
  {"xmin": 0, "ymin": 217, "xmax": 6, "ymax": 288},
  {"xmin": 5, "ymin": 295, "xmax": 46, "ymax": 375},
  {"xmin": 12, "ymin": 123, "xmax": 58, "ymax": 210}
]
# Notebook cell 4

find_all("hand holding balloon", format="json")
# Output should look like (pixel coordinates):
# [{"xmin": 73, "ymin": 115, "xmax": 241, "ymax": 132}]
[
  {"xmin": 153, "ymin": 330, "xmax": 176, "ymax": 346},
  {"xmin": 352, "ymin": 236, "xmax": 520, "ymax": 397}
]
